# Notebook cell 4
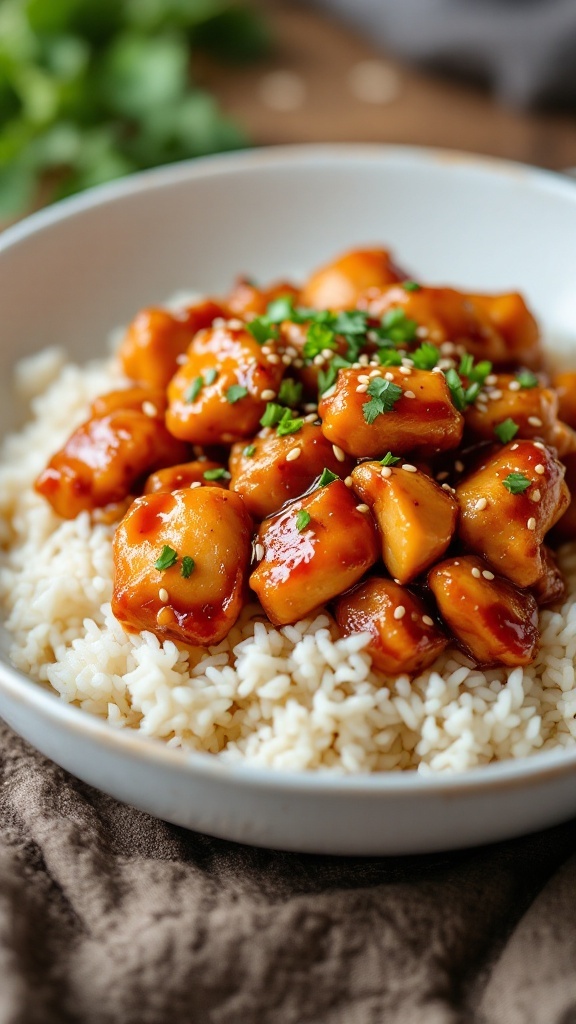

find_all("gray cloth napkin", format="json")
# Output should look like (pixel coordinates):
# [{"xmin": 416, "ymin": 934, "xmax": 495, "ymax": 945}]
[
  {"xmin": 312, "ymin": 0, "xmax": 576, "ymax": 108},
  {"xmin": 1, "ymin": 719, "xmax": 576, "ymax": 1023}
]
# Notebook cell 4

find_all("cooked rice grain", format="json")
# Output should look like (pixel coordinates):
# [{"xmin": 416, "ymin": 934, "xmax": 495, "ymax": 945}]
[{"xmin": 1, "ymin": 356, "xmax": 576, "ymax": 773}]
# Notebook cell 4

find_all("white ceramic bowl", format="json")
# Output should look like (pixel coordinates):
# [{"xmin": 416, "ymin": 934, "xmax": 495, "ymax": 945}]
[{"xmin": 2, "ymin": 145, "xmax": 576, "ymax": 855}]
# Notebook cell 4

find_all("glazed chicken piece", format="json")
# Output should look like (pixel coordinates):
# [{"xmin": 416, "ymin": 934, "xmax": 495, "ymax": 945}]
[
  {"xmin": 360, "ymin": 286, "xmax": 542, "ymax": 369},
  {"xmin": 225, "ymin": 278, "xmax": 299, "ymax": 320},
  {"xmin": 166, "ymin": 323, "xmax": 285, "ymax": 445},
  {"xmin": 249, "ymin": 478, "xmax": 379, "ymax": 625},
  {"xmin": 279, "ymin": 320, "xmax": 350, "ymax": 400},
  {"xmin": 351, "ymin": 461, "xmax": 458, "ymax": 584},
  {"xmin": 229, "ymin": 422, "xmax": 354, "ymax": 520},
  {"xmin": 119, "ymin": 300, "xmax": 225, "ymax": 389},
  {"xmin": 112, "ymin": 487, "xmax": 253, "ymax": 646},
  {"xmin": 531, "ymin": 546, "xmax": 566, "ymax": 607},
  {"xmin": 335, "ymin": 577, "xmax": 448, "ymax": 676},
  {"xmin": 318, "ymin": 366, "xmax": 464, "ymax": 458},
  {"xmin": 143, "ymin": 459, "xmax": 228, "ymax": 494},
  {"xmin": 464, "ymin": 373, "xmax": 576, "ymax": 456},
  {"xmin": 550, "ymin": 452, "xmax": 576, "ymax": 543},
  {"xmin": 90, "ymin": 386, "xmax": 168, "ymax": 419},
  {"xmin": 300, "ymin": 247, "xmax": 407, "ymax": 311},
  {"xmin": 552, "ymin": 371, "xmax": 576, "ymax": 431},
  {"xmin": 35, "ymin": 409, "xmax": 188, "ymax": 519},
  {"xmin": 456, "ymin": 439, "xmax": 569, "ymax": 586},
  {"xmin": 428, "ymin": 555, "xmax": 539, "ymax": 666}
]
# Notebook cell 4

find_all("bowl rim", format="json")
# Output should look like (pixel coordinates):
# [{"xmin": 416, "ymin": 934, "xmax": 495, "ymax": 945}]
[{"xmin": 2, "ymin": 141, "xmax": 576, "ymax": 796}]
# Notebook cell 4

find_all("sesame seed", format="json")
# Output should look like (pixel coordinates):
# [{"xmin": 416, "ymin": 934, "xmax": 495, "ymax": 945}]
[
  {"xmin": 416, "ymin": 326, "xmax": 429, "ymax": 339},
  {"xmin": 441, "ymin": 483, "xmax": 456, "ymax": 493},
  {"xmin": 369, "ymin": 368, "xmax": 381, "ymax": 377},
  {"xmin": 455, "ymin": 460, "xmax": 464, "ymax": 473},
  {"xmin": 189, "ymin": 481, "xmax": 202, "ymax": 489},
  {"xmin": 528, "ymin": 416, "xmax": 543, "ymax": 427},
  {"xmin": 356, "ymin": 384, "xmax": 368, "ymax": 393},
  {"xmin": 488, "ymin": 388, "xmax": 503, "ymax": 400},
  {"xmin": 322, "ymin": 348, "xmax": 335, "ymax": 360},
  {"xmin": 510, "ymin": 444, "xmax": 519, "ymax": 451},
  {"xmin": 401, "ymin": 358, "xmax": 414, "ymax": 368},
  {"xmin": 313, "ymin": 354, "xmax": 325, "ymax": 366},
  {"xmin": 399, "ymin": 366, "xmax": 412, "ymax": 376},
  {"xmin": 533, "ymin": 441, "xmax": 546, "ymax": 451},
  {"xmin": 394, "ymin": 605, "xmax": 406, "ymax": 620},
  {"xmin": 471, "ymin": 567, "xmax": 481, "ymax": 578},
  {"xmin": 176, "ymin": 354, "xmax": 188, "ymax": 365},
  {"xmin": 221, "ymin": 432, "xmax": 234, "ymax": 443},
  {"xmin": 255, "ymin": 543, "xmax": 265, "ymax": 561},
  {"xmin": 267, "ymin": 353, "xmax": 280, "ymax": 365},
  {"xmin": 431, "ymin": 365, "xmax": 443, "ymax": 374},
  {"xmin": 535, "ymin": 464, "xmax": 545, "ymax": 475},
  {"xmin": 158, "ymin": 587, "xmax": 169, "ymax": 603},
  {"xmin": 422, "ymin": 615, "xmax": 434, "ymax": 626},
  {"xmin": 393, "ymin": 578, "xmax": 401, "ymax": 584},
  {"xmin": 436, "ymin": 471, "xmax": 449, "ymax": 481},
  {"xmin": 485, "ymin": 374, "xmax": 498, "ymax": 386},
  {"xmin": 482, "ymin": 570, "xmax": 495, "ymax": 580},
  {"xmin": 213, "ymin": 317, "xmax": 226, "ymax": 328},
  {"xmin": 304, "ymin": 403, "xmax": 318, "ymax": 413},
  {"xmin": 352, "ymin": 362, "xmax": 362, "ymax": 370},
  {"xmin": 359, "ymin": 354, "xmax": 370, "ymax": 366},
  {"xmin": 358, "ymin": 374, "xmax": 370, "ymax": 384},
  {"xmin": 293, "ymin": 358, "xmax": 304, "ymax": 369},
  {"xmin": 381, "ymin": 466, "xmax": 392, "ymax": 478},
  {"xmin": 438, "ymin": 358, "xmax": 456, "ymax": 371},
  {"xmin": 356, "ymin": 503, "xmax": 370, "ymax": 513},
  {"xmin": 142, "ymin": 401, "xmax": 158, "ymax": 417},
  {"xmin": 404, "ymin": 390, "xmax": 416, "ymax": 399},
  {"xmin": 156, "ymin": 607, "xmax": 174, "ymax": 627},
  {"xmin": 527, "ymin": 517, "xmax": 537, "ymax": 530},
  {"xmin": 508, "ymin": 380, "xmax": 521, "ymax": 391},
  {"xmin": 286, "ymin": 447, "xmax": 301, "ymax": 462},
  {"xmin": 344, "ymin": 476, "xmax": 353, "ymax": 487},
  {"xmin": 530, "ymin": 489, "xmax": 541, "ymax": 502},
  {"xmin": 285, "ymin": 347, "xmax": 298, "ymax": 358},
  {"xmin": 281, "ymin": 354, "xmax": 292, "ymax": 366},
  {"xmin": 440, "ymin": 342, "xmax": 456, "ymax": 355},
  {"xmin": 304, "ymin": 413, "xmax": 318, "ymax": 423},
  {"xmin": 261, "ymin": 389, "xmax": 276, "ymax": 401},
  {"xmin": 332, "ymin": 444, "xmax": 346, "ymax": 462},
  {"xmin": 474, "ymin": 497, "xmax": 487, "ymax": 510},
  {"xmin": 384, "ymin": 371, "xmax": 395, "ymax": 381},
  {"xmin": 227, "ymin": 318, "xmax": 244, "ymax": 330},
  {"xmin": 401, "ymin": 464, "xmax": 417, "ymax": 473}
]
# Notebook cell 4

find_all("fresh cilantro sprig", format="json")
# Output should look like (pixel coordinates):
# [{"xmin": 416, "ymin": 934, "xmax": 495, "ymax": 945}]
[
  {"xmin": 295, "ymin": 510, "xmax": 311, "ymax": 531},
  {"xmin": 447, "ymin": 357, "xmax": 494, "ymax": 411},
  {"xmin": 318, "ymin": 467, "xmax": 339, "ymax": 487},
  {"xmin": 155, "ymin": 545, "xmax": 178, "ymax": 571},
  {"xmin": 494, "ymin": 419, "xmax": 519, "ymax": 444},
  {"xmin": 363, "ymin": 379, "xmax": 404, "ymax": 424},
  {"xmin": 374, "ymin": 308, "xmax": 418, "ymax": 345},
  {"xmin": 516, "ymin": 370, "xmax": 539, "ymax": 389},
  {"xmin": 411, "ymin": 342, "xmax": 440, "ymax": 370},
  {"xmin": 260, "ymin": 402, "xmax": 303, "ymax": 437},
  {"xmin": 503, "ymin": 472, "xmax": 531, "ymax": 494},
  {"xmin": 226, "ymin": 384, "xmax": 248, "ymax": 404}
]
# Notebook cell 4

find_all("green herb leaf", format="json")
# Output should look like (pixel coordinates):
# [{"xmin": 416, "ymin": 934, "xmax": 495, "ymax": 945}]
[
  {"xmin": 260, "ymin": 402, "xmax": 285, "ymax": 428},
  {"xmin": 380, "ymin": 452, "xmax": 400, "ymax": 466},
  {"xmin": 204, "ymin": 367, "xmax": 218, "ymax": 385},
  {"xmin": 332, "ymin": 310, "xmax": 368, "ymax": 335},
  {"xmin": 502, "ymin": 472, "xmax": 531, "ymax": 495},
  {"xmin": 303, "ymin": 321, "xmax": 338, "ymax": 361},
  {"xmin": 295, "ymin": 509, "xmax": 311, "ymax": 531},
  {"xmin": 278, "ymin": 378, "xmax": 303, "ymax": 407},
  {"xmin": 318, "ymin": 467, "xmax": 339, "ymax": 487},
  {"xmin": 402, "ymin": 281, "xmax": 421, "ymax": 292},
  {"xmin": 469, "ymin": 360, "xmax": 493, "ymax": 384},
  {"xmin": 378, "ymin": 308, "xmax": 418, "ymax": 345},
  {"xmin": 494, "ymin": 418, "xmax": 519, "ymax": 444},
  {"xmin": 377, "ymin": 349, "xmax": 403, "ymax": 367},
  {"xmin": 245, "ymin": 318, "xmax": 278, "ymax": 345},
  {"xmin": 445, "ymin": 368, "xmax": 467, "ymax": 412},
  {"xmin": 363, "ymin": 378, "xmax": 404, "ymax": 424},
  {"xmin": 412, "ymin": 342, "xmax": 440, "ymax": 371},
  {"xmin": 266, "ymin": 296, "xmax": 296, "ymax": 323},
  {"xmin": 276, "ymin": 409, "xmax": 303, "ymax": 437},
  {"xmin": 181, "ymin": 556, "xmax": 195, "ymax": 578},
  {"xmin": 155, "ymin": 545, "xmax": 178, "ymax": 571},
  {"xmin": 243, "ymin": 444, "xmax": 256, "ymax": 457},
  {"xmin": 203, "ymin": 467, "xmax": 230, "ymax": 481},
  {"xmin": 516, "ymin": 370, "xmax": 539, "ymax": 389},
  {"xmin": 459, "ymin": 353, "xmax": 475, "ymax": 378},
  {"xmin": 226, "ymin": 384, "xmax": 248, "ymax": 404},
  {"xmin": 184, "ymin": 376, "xmax": 204, "ymax": 403}
]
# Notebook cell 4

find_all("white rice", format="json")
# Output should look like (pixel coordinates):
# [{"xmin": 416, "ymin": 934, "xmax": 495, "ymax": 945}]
[{"xmin": 1, "ymin": 352, "xmax": 576, "ymax": 774}]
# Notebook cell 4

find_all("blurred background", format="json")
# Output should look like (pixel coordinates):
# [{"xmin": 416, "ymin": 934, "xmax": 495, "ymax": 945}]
[{"xmin": 1, "ymin": 0, "xmax": 576, "ymax": 223}]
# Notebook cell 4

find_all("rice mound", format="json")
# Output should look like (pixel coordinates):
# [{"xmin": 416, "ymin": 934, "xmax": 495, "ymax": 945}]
[{"xmin": 1, "ymin": 351, "xmax": 576, "ymax": 774}]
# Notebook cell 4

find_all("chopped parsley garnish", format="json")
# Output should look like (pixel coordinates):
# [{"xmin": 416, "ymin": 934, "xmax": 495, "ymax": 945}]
[
  {"xmin": 204, "ymin": 368, "xmax": 218, "ymax": 386},
  {"xmin": 363, "ymin": 378, "xmax": 404, "ymax": 424},
  {"xmin": 246, "ymin": 319, "xmax": 278, "ymax": 345},
  {"xmin": 278, "ymin": 378, "xmax": 303, "ymax": 407},
  {"xmin": 203, "ymin": 467, "xmax": 230, "ymax": 481},
  {"xmin": 226, "ymin": 384, "xmax": 248, "ymax": 404},
  {"xmin": 468, "ymin": 360, "xmax": 493, "ymax": 384},
  {"xmin": 184, "ymin": 376, "xmax": 204, "ymax": 403},
  {"xmin": 181, "ymin": 556, "xmax": 195, "ymax": 579},
  {"xmin": 303, "ymin": 321, "xmax": 339, "ymax": 360},
  {"xmin": 516, "ymin": 370, "xmax": 539, "ymax": 389},
  {"xmin": 377, "ymin": 308, "xmax": 418, "ymax": 345},
  {"xmin": 317, "ymin": 354, "xmax": 353, "ymax": 394},
  {"xmin": 155, "ymin": 545, "xmax": 178, "ymax": 571},
  {"xmin": 502, "ymin": 472, "xmax": 531, "ymax": 494},
  {"xmin": 318, "ymin": 467, "xmax": 339, "ymax": 487},
  {"xmin": 402, "ymin": 281, "xmax": 421, "ymax": 292},
  {"xmin": 494, "ymin": 419, "xmax": 519, "ymax": 444},
  {"xmin": 332, "ymin": 310, "xmax": 369, "ymax": 336},
  {"xmin": 295, "ymin": 509, "xmax": 311, "ymax": 531},
  {"xmin": 276, "ymin": 409, "xmax": 304, "ymax": 437},
  {"xmin": 260, "ymin": 402, "xmax": 285, "ymax": 428},
  {"xmin": 445, "ymin": 368, "xmax": 468, "ymax": 412},
  {"xmin": 243, "ymin": 444, "xmax": 256, "ymax": 458},
  {"xmin": 265, "ymin": 295, "xmax": 297, "ymax": 323},
  {"xmin": 377, "ymin": 349, "xmax": 403, "ymax": 367},
  {"xmin": 412, "ymin": 342, "xmax": 440, "ymax": 370},
  {"xmin": 380, "ymin": 451, "xmax": 400, "ymax": 466}
]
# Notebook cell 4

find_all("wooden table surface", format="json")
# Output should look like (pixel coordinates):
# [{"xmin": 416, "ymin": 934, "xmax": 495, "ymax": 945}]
[{"xmin": 201, "ymin": 2, "xmax": 576, "ymax": 171}]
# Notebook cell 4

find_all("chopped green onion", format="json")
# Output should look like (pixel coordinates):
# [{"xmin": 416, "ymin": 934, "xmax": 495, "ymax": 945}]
[
  {"xmin": 181, "ymin": 556, "xmax": 195, "ymax": 579},
  {"xmin": 203, "ymin": 467, "xmax": 230, "ymax": 481},
  {"xmin": 276, "ymin": 409, "xmax": 303, "ymax": 437},
  {"xmin": 402, "ymin": 281, "xmax": 421, "ymax": 292},
  {"xmin": 318, "ymin": 467, "xmax": 339, "ymax": 487},
  {"xmin": 204, "ymin": 368, "xmax": 218, "ymax": 385},
  {"xmin": 243, "ymin": 444, "xmax": 256, "ymax": 457},
  {"xmin": 494, "ymin": 419, "xmax": 519, "ymax": 444},
  {"xmin": 260, "ymin": 402, "xmax": 285, "ymax": 428},
  {"xmin": 445, "ymin": 368, "xmax": 467, "ymax": 412},
  {"xmin": 380, "ymin": 452, "xmax": 400, "ymax": 466},
  {"xmin": 155, "ymin": 545, "xmax": 178, "ymax": 571},
  {"xmin": 226, "ymin": 384, "xmax": 248, "ymax": 404},
  {"xmin": 516, "ymin": 370, "xmax": 539, "ymax": 389},
  {"xmin": 278, "ymin": 378, "xmax": 303, "ymax": 407},
  {"xmin": 184, "ymin": 376, "xmax": 203, "ymax": 403}
]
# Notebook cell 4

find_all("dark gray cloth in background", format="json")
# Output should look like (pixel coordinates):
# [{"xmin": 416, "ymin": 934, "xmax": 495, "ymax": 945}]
[
  {"xmin": 2, "ymin": 718, "xmax": 576, "ymax": 1024},
  {"xmin": 312, "ymin": 0, "xmax": 576, "ymax": 108}
]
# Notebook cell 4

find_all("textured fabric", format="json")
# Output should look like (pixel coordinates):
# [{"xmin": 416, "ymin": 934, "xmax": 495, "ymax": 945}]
[
  {"xmin": 312, "ymin": 0, "xmax": 576, "ymax": 108},
  {"xmin": 1, "ymin": 720, "xmax": 576, "ymax": 1023}
]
